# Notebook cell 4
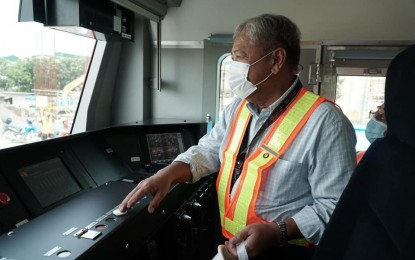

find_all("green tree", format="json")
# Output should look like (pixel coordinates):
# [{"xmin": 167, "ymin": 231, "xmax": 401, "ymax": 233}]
[
  {"xmin": 0, "ymin": 54, "xmax": 88, "ymax": 93},
  {"xmin": 0, "ymin": 59, "xmax": 11, "ymax": 90},
  {"xmin": 0, "ymin": 57, "xmax": 33, "ymax": 92},
  {"xmin": 58, "ymin": 56, "xmax": 88, "ymax": 89}
]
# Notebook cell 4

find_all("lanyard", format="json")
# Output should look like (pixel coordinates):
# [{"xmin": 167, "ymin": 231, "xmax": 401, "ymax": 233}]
[{"xmin": 231, "ymin": 80, "xmax": 303, "ymax": 187}]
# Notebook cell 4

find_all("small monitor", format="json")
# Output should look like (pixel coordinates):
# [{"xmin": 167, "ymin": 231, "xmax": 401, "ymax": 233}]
[
  {"xmin": 18, "ymin": 157, "xmax": 82, "ymax": 208},
  {"xmin": 147, "ymin": 132, "xmax": 185, "ymax": 164}
]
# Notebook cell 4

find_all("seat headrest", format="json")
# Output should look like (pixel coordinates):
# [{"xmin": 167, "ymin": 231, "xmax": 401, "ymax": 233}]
[{"xmin": 385, "ymin": 44, "xmax": 415, "ymax": 147}]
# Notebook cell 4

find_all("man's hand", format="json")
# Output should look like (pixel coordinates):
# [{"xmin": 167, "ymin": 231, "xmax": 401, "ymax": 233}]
[
  {"xmin": 225, "ymin": 222, "xmax": 279, "ymax": 258},
  {"xmin": 119, "ymin": 170, "xmax": 172, "ymax": 214},
  {"xmin": 118, "ymin": 161, "xmax": 192, "ymax": 214}
]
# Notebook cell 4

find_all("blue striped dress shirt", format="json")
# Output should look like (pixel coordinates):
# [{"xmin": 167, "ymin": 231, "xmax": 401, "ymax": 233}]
[{"xmin": 175, "ymin": 80, "xmax": 357, "ymax": 245}]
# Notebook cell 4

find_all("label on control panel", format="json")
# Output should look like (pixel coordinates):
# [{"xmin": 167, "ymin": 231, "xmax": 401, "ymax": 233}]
[
  {"xmin": 44, "ymin": 246, "xmax": 62, "ymax": 256},
  {"xmin": 131, "ymin": 156, "xmax": 140, "ymax": 162},
  {"xmin": 63, "ymin": 227, "xmax": 77, "ymax": 236}
]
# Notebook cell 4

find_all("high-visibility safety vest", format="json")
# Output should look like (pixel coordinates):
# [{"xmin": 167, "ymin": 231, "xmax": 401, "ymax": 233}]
[
  {"xmin": 356, "ymin": 151, "xmax": 365, "ymax": 163},
  {"xmin": 216, "ymin": 87, "xmax": 326, "ymax": 239}
]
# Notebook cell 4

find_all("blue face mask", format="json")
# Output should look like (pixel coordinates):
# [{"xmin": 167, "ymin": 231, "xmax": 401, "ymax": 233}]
[{"xmin": 365, "ymin": 118, "xmax": 387, "ymax": 143}]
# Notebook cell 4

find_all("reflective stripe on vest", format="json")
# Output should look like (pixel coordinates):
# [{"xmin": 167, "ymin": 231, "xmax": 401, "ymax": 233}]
[{"xmin": 216, "ymin": 88, "xmax": 325, "ymax": 238}]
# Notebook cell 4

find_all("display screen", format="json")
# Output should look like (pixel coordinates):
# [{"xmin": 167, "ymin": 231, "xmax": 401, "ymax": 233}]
[
  {"xmin": 18, "ymin": 158, "xmax": 81, "ymax": 208},
  {"xmin": 147, "ymin": 132, "xmax": 185, "ymax": 164}
]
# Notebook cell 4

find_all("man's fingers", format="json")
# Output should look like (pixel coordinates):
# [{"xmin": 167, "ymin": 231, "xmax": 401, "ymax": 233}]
[
  {"xmin": 119, "ymin": 181, "xmax": 146, "ymax": 211},
  {"xmin": 126, "ymin": 182, "xmax": 149, "ymax": 207},
  {"xmin": 147, "ymin": 187, "xmax": 165, "ymax": 213},
  {"xmin": 119, "ymin": 178, "xmax": 167, "ymax": 214},
  {"xmin": 118, "ymin": 173, "xmax": 170, "ymax": 214}
]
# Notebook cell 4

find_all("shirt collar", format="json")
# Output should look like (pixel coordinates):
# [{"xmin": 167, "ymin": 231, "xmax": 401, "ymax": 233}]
[{"xmin": 247, "ymin": 77, "xmax": 300, "ymax": 115}]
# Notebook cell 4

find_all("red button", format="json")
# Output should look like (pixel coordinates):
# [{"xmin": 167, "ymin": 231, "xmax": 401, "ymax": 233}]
[{"xmin": 0, "ymin": 192, "xmax": 10, "ymax": 206}]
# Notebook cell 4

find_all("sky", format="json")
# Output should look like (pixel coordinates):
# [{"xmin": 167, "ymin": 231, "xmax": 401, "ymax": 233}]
[
  {"xmin": 0, "ymin": 0, "xmax": 19, "ymax": 22},
  {"xmin": 0, "ymin": 0, "xmax": 95, "ymax": 58}
]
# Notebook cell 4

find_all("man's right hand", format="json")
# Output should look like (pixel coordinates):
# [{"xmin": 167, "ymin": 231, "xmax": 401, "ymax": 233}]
[
  {"xmin": 118, "ymin": 161, "xmax": 192, "ymax": 214},
  {"xmin": 118, "ymin": 170, "xmax": 172, "ymax": 214}
]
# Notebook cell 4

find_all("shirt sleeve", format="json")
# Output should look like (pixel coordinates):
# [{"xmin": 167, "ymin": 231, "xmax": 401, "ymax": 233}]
[
  {"xmin": 174, "ymin": 99, "xmax": 239, "ymax": 182},
  {"xmin": 291, "ymin": 103, "xmax": 357, "ymax": 245}
]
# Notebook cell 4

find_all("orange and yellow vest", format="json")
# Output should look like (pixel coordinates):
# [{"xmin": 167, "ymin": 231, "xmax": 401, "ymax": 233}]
[
  {"xmin": 216, "ymin": 87, "xmax": 326, "ymax": 238},
  {"xmin": 356, "ymin": 151, "xmax": 365, "ymax": 164}
]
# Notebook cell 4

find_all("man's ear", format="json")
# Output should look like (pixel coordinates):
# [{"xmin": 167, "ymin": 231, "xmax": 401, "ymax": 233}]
[{"xmin": 271, "ymin": 48, "xmax": 286, "ymax": 74}]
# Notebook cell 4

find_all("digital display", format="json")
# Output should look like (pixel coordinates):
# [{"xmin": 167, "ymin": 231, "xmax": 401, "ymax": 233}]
[
  {"xmin": 147, "ymin": 133, "xmax": 185, "ymax": 164},
  {"xmin": 18, "ymin": 158, "xmax": 81, "ymax": 208}
]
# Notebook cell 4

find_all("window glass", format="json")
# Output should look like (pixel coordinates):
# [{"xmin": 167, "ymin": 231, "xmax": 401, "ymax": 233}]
[
  {"xmin": 218, "ymin": 54, "xmax": 234, "ymax": 121},
  {"xmin": 0, "ymin": 0, "xmax": 96, "ymax": 148},
  {"xmin": 335, "ymin": 76, "xmax": 385, "ymax": 151}
]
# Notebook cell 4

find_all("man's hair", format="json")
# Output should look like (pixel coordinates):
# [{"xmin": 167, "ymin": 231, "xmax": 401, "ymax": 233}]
[{"xmin": 234, "ymin": 14, "xmax": 301, "ymax": 70}]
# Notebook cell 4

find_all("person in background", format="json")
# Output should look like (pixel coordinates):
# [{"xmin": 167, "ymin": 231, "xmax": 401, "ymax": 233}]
[
  {"xmin": 365, "ymin": 103, "xmax": 387, "ymax": 143},
  {"xmin": 119, "ymin": 14, "xmax": 356, "ymax": 259},
  {"xmin": 313, "ymin": 44, "xmax": 415, "ymax": 260},
  {"xmin": 39, "ymin": 110, "xmax": 55, "ymax": 140},
  {"xmin": 59, "ymin": 118, "xmax": 70, "ymax": 137},
  {"xmin": 357, "ymin": 103, "xmax": 387, "ymax": 163}
]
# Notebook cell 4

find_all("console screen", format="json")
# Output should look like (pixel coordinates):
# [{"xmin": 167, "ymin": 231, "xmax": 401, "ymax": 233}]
[
  {"xmin": 18, "ymin": 157, "xmax": 81, "ymax": 208},
  {"xmin": 147, "ymin": 132, "xmax": 185, "ymax": 164}
]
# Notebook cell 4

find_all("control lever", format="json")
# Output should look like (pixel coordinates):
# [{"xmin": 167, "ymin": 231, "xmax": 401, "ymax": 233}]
[
  {"xmin": 177, "ymin": 213, "xmax": 195, "ymax": 257},
  {"xmin": 190, "ymin": 200, "xmax": 203, "ymax": 229}
]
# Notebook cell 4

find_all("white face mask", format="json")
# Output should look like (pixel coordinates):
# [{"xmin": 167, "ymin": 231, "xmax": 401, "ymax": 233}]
[
  {"xmin": 227, "ymin": 50, "xmax": 274, "ymax": 99},
  {"xmin": 365, "ymin": 118, "xmax": 387, "ymax": 143}
]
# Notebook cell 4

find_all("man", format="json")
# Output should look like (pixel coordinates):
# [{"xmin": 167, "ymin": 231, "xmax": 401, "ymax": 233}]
[
  {"xmin": 357, "ymin": 103, "xmax": 387, "ymax": 163},
  {"xmin": 365, "ymin": 103, "xmax": 387, "ymax": 143},
  {"xmin": 119, "ymin": 14, "xmax": 356, "ymax": 259}
]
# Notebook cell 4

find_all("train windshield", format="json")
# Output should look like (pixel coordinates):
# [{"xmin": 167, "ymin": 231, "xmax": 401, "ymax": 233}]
[{"xmin": 0, "ymin": 0, "xmax": 96, "ymax": 149}]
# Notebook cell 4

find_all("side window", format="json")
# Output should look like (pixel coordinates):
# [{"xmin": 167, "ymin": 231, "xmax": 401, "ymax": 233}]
[
  {"xmin": 335, "ymin": 76, "xmax": 385, "ymax": 151},
  {"xmin": 320, "ymin": 46, "xmax": 404, "ymax": 152},
  {"xmin": 217, "ymin": 54, "xmax": 234, "ymax": 121},
  {"xmin": 0, "ymin": 0, "xmax": 96, "ymax": 149}
]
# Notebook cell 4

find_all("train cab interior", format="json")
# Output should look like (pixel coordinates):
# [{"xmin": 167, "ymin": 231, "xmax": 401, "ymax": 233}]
[{"xmin": 0, "ymin": 0, "xmax": 414, "ymax": 259}]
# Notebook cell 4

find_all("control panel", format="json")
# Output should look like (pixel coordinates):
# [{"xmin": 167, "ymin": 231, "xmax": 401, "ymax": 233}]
[
  {"xmin": 0, "ymin": 121, "xmax": 212, "ymax": 259},
  {"xmin": 0, "ymin": 178, "xmax": 215, "ymax": 259}
]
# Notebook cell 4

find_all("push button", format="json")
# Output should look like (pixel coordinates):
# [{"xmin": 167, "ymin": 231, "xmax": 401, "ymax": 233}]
[
  {"xmin": 0, "ymin": 192, "xmax": 10, "ymax": 207},
  {"xmin": 113, "ymin": 208, "xmax": 127, "ymax": 216}
]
